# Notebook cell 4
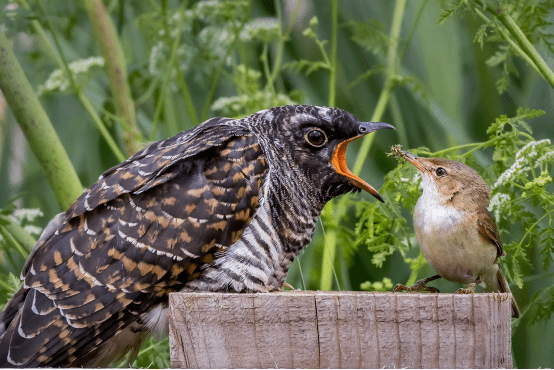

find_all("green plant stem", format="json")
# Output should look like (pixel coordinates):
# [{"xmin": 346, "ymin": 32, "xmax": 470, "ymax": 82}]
[
  {"xmin": 328, "ymin": 0, "xmax": 338, "ymax": 107},
  {"xmin": 320, "ymin": 0, "xmax": 406, "ymax": 291},
  {"xmin": 474, "ymin": 0, "xmax": 554, "ymax": 91},
  {"xmin": 518, "ymin": 208, "xmax": 554, "ymax": 248},
  {"xmin": 473, "ymin": 8, "xmax": 542, "ymax": 78},
  {"xmin": 319, "ymin": 203, "xmax": 338, "ymax": 290},
  {"xmin": 175, "ymin": 69, "xmax": 199, "ymax": 128},
  {"xmin": 0, "ymin": 31, "xmax": 83, "ymax": 209},
  {"xmin": 496, "ymin": 12, "xmax": 554, "ymax": 90},
  {"xmin": 201, "ymin": 0, "xmax": 252, "ymax": 120},
  {"xmin": 318, "ymin": 0, "xmax": 340, "ymax": 291},
  {"xmin": 398, "ymin": 0, "xmax": 428, "ymax": 62},
  {"xmin": 30, "ymin": 0, "xmax": 126, "ymax": 162},
  {"xmin": 78, "ymin": 90, "xmax": 126, "ymax": 162},
  {"xmin": 0, "ymin": 216, "xmax": 37, "ymax": 254},
  {"xmin": 83, "ymin": 0, "xmax": 145, "ymax": 155},
  {"xmin": 163, "ymin": 1, "xmax": 198, "ymax": 128},
  {"xmin": 261, "ymin": 43, "xmax": 274, "ymax": 93},
  {"xmin": 0, "ymin": 226, "xmax": 30, "ymax": 259},
  {"xmin": 429, "ymin": 131, "xmax": 534, "ymax": 157},
  {"xmin": 352, "ymin": 0, "xmax": 406, "ymax": 176},
  {"xmin": 149, "ymin": 21, "xmax": 185, "ymax": 140},
  {"xmin": 266, "ymin": 0, "xmax": 286, "ymax": 92}
]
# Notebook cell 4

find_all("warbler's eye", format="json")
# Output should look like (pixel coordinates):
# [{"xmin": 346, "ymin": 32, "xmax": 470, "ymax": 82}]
[
  {"xmin": 305, "ymin": 129, "xmax": 328, "ymax": 147},
  {"xmin": 436, "ymin": 167, "xmax": 447, "ymax": 177}
]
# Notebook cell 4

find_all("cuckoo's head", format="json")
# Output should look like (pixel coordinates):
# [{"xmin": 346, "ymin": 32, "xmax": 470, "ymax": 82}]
[{"xmin": 250, "ymin": 105, "xmax": 394, "ymax": 203}]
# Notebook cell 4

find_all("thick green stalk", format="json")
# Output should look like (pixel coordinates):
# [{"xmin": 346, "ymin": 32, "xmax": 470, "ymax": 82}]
[
  {"xmin": 353, "ymin": 0, "xmax": 406, "ymax": 176},
  {"xmin": 473, "ymin": 0, "xmax": 554, "ymax": 91},
  {"xmin": 319, "ymin": 0, "xmax": 406, "ymax": 291},
  {"xmin": 0, "ymin": 32, "xmax": 83, "ymax": 209},
  {"xmin": 0, "ymin": 31, "xmax": 83, "ymax": 209},
  {"xmin": 83, "ymin": 0, "xmax": 145, "ymax": 155},
  {"xmin": 150, "ymin": 22, "xmax": 185, "ymax": 140},
  {"xmin": 328, "ymin": 0, "xmax": 338, "ymax": 107},
  {"xmin": 473, "ymin": 8, "xmax": 541, "ymax": 77},
  {"xmin": 496, "ymin": 12, "xmax": 554, "ymax": 91},
  {"xmin": 319, "ymin": 203, "xmax": 338, "ymax": 290},
  {"xmin": 318, "ymin": 0, "xmax": 340, "ymax": 291}
]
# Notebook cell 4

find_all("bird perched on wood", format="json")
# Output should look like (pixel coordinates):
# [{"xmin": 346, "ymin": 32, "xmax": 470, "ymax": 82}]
[
  {"xmin": 0, "ymin": 105, "xmax": 393, "ymax": 367},
  {"xmin": 392, "ymin": 148, "xmax": 520, "ymax": 318}
]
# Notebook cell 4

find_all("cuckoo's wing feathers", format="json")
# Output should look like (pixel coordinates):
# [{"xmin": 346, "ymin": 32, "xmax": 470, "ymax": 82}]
[
  {"xmin": 1, "ymin": 129, "xmax": 268, "ymax": 367},
  {"xmin": 65, "ymin": 117, "xmax": 240, "ymax": 220}
]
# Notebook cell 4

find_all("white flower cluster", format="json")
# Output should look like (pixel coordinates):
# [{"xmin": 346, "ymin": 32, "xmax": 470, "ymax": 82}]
[
  {"xmin": 200, "ymin": 27, "xmax": 231, "ymax": 56},
  {"xmin": 37, "ymin": 56, "xmax": 105, "ymax": 95},
  {"xmin": 488, "ymin": 193, "xmax": 511, "ymax": 221},
  {"xmin": 240, "ymin": 18, "xmax": 280, "ymax": 42},
  {"xmin": 516, "ymin": 139, "xmax": 551, "ymax": 160},
  {"xmin": 535, "ymin": 149, "xmax": 554, "ymax": 169},
  {"xmin": 195, "ymin": 0, "xmax": 221, "ymax": 21},
  {"xmin": 492, "ymin": 139, "xmax": 551, "ymax": 189},
  {"xmin": 10, "ymin": 208, "xmax": 43, "ymax": 223},
  {"xmin": 149, "ymin": 41, "xmax": 165, "ymax": 75},
  {"xmin": 492, "ymin": 157, "xmax": 529, "ymax": 189}
]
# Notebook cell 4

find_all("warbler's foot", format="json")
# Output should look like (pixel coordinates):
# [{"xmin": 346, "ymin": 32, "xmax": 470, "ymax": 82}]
[
  {"xmin": 393, "ymin": 283, "xmax": 440, "ymax": 293},
  {"xmin": 393, "ymin": 274, "xmax": 441, "ymax": 293},
  {"xmin": 456, "ymin": 283, "xmax": 476, "ymax": 294}
]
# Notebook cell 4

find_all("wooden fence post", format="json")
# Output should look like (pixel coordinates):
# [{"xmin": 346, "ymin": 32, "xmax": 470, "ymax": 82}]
[{"xmin": 169, "ymin": 291, "xmax": 513, "ymax": 369}]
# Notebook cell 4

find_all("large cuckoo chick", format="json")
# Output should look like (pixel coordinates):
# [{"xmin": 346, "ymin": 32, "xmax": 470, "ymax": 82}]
[{"xmin": 0, "ymin": 105, "xmax": 393, "ymax": 367}]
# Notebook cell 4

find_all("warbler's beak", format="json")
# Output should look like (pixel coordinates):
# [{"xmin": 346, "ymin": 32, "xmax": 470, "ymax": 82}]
[
  {"xmin": 332, "ymin": 122, "xmax": 395, "ymax": 203},
  {"xmin": 400, "ymin": 150, "xmax": 428, "ymax": 172}
]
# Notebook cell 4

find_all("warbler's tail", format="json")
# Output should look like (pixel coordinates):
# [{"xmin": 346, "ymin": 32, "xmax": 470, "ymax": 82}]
[{"xmin": 496, "ymin": 268, "xmax": 520, "ymax": 318}]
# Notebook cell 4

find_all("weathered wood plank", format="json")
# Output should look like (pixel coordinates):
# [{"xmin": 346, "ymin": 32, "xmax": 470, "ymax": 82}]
[
  {"xmin": 286, "ymin": 293, "xmax": 319, "ymax": 368},
  {"xmin": 397, "ymin": 294, "xmax": 421, "ymax": 369},
  {"xmin": 336, "ymin": 293, "xmax": 361, "ymax": 368},
  {"xmin": 419, "ymin": 294, "xmax": 439, "ymax": 369},
  {"xmin": 355, "ymin": 293, "xmax": 379, "ymax": 368},
  {"xmin": 374, "ymin": 293, "xmax": 400, "ymax": 368},
  {"xmin": 437, "ymin": 294, "xmax": 456, "ymax": 368},
  {"xmin": 454, "ymin": 294, "xmax": 474, "ymax": 368},
  {"xmin": 168, "ymin": 292, "xmax": 513, "ymax": 369},
  {"xmin": 314, "ymin": 294, "xmax": 340, "ymax": 368}
]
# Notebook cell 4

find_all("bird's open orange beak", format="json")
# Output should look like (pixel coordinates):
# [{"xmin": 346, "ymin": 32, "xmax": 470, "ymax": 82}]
[{"xmin": 332, "ymin": 122, "xmax": 394, "ymax": 203}]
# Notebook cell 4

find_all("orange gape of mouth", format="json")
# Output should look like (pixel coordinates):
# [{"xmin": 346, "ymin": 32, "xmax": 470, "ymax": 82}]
[{"xmin": 332, "ymin": 136, "xmax": 384, "ymax": 202}]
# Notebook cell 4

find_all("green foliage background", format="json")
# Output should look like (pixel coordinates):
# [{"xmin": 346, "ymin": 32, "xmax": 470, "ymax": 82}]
[{"xmin": 1, "ymin": 0, "xmax": 554, "ymax": 367}]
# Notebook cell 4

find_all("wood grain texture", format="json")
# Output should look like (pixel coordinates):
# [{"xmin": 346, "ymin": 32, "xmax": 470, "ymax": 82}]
[{"xmin": 169, "ymin": 292, "xmax": 513, "ymax": 369}]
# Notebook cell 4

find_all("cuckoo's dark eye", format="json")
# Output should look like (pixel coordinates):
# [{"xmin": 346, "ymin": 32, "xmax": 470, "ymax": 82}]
[
  {"xmin": 305, "ymin": 128, "xmax": 328, "ymax": 147},
  {"xmin": 436, "ymin": 167, "xmax": 447, "ymax": 177}
]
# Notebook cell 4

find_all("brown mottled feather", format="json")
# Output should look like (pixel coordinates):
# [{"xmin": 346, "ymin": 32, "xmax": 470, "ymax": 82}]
[{"xmin": 0, "ymin": 122, "xmax": 267, "ymax": 367}]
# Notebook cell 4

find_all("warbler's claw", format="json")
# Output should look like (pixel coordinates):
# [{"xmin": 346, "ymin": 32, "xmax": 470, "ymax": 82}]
[
  {"xmin": 394, "ymin": 282, "xmax": 440, "ymax": 293},
  {"xmin": 456, "ymin": 282, "xmax": 476, "ymax": 294},
  {"xmin": 393, "ymin": 274, "xmax": 442, "ymax": 293}
]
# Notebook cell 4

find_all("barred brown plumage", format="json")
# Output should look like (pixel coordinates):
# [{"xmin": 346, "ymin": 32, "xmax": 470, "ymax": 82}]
[{"xmin": 0, "ymin": 105, "xmax": 393, "ymax": 367}]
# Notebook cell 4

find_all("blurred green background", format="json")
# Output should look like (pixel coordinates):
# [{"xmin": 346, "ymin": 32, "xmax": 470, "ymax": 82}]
[{"xmin": 1, "ymin": 0, "xmax": 553, "ymax": 367}]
